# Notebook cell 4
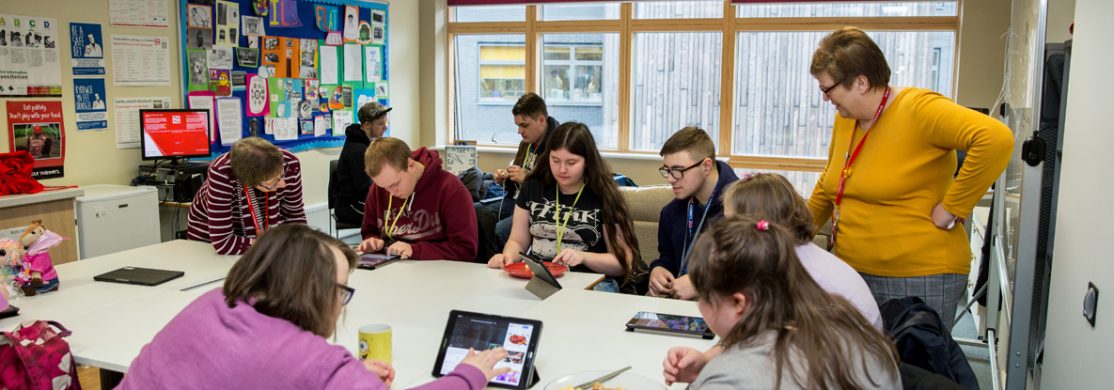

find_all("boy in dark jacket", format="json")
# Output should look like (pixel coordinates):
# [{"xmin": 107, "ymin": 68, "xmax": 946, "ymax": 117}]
[
  {"xmin": 358, "ymin": 137, "xmax": 478, "ymax": 261},
  {"xmin": 334, "ymin": 102, "xmax": 392, "ymax": 227},
  {"xmin": 648, "ymin": 127, "xmax": 738, "ymax": 299}
]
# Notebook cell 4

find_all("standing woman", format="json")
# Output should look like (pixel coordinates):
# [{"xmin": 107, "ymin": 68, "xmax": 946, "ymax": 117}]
[
  {"xmin": 488, "ymin": 122, "xmax": 643, "ymax": 293},
  {"xmin": 188, "ymin": 137, "xmax": 307, "ymax": 255},
  {"xmin": 807, "ymin": 27, "xmax": 1013, "ymax": 330}
]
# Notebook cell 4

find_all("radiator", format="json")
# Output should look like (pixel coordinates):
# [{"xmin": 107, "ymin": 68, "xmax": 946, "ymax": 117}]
[
  {"xmin": 304, "ymin": 202, "xmax": 332, "ymax": 234},
  {"xmin": 304, "ymin": 202, "xmax": 361, "ymax": 242}
]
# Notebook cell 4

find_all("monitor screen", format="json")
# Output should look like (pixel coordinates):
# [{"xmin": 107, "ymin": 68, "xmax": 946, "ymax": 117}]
[{"xmin": 140, "ymin": 109, "xmax": 212, "ymax": 160}]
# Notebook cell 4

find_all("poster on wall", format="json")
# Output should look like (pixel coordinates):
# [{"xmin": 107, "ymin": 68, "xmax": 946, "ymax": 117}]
[
  {"xmin": 6, "ymin": 101, "xmax": 65, "ymax": 178},
  {"xmin": 69, "ymin": 22, "xmax": 105, "ymax": 76},
  {"xmin": 111, "ymin": 35, "xmax": 171, "ymax": 86},
  {"xmin": 109, "ymin": 0, "xmax": 169, "ymax": 28},
  {"xmin": 73, "ymin": 78, "xmax": 108, "ymax": 131},
  {"xmin": 0, "ymin": 14, "xmax": 63, "ymax": 97},
  {"xmin": 215, "ymin": 0, "xmax": 240, "ymax": 48},
  {"xmin": 113, "ymin": 96, "xmax": 170, "ymax": 148}
]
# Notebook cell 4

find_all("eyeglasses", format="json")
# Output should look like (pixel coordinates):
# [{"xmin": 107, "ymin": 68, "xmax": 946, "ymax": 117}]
[
  {"xmin": 257, "ymin": 175, "xmax": 284, "ymax": 191},
  {"xmin": 820, "ymin": 78, "xmax": 845, "ymax": 96},
  {"xmin": 658, "ymin": 159, "xmax": 707, "ymax": 180},
  {"xmin": 336, "ymin": 283, "xmax": 355, "ymax": 305}
]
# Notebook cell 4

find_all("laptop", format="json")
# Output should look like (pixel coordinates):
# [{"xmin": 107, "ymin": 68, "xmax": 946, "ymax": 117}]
[{"xmin": 94, "ymin": 266, "xmax": 185, "ymax": 286}]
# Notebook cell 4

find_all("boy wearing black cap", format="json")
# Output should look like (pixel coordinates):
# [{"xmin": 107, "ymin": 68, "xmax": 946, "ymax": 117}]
[{"xmin": 333, "ymin": 101, "xmax": 392, "ymax": 227}]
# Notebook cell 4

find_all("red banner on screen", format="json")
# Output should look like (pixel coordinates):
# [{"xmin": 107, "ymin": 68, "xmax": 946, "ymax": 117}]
[{"xmin": 141, "ymin": 111, "xmax": 211, "ymax": 158}]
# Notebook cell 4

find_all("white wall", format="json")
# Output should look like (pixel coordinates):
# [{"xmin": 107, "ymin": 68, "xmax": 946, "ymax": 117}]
[
  {"xmin": 1045, "ymin": 0, "xmax": 1076, "ymax": 43},
  {"xmin": 1039, "ymin": 0, "xmax": 1114, "ymax": 387}
]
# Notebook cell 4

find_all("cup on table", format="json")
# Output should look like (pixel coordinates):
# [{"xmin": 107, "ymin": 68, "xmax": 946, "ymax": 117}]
[{"xmin": 358, "ymin": 324, "xmax": 392, "ymax": 363}]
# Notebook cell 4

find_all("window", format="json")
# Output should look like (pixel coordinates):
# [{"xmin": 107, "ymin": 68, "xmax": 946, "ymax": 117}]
[
  {"xmin": 733, "ymin": 168, "xmax": 822, "ymax": 199},
  {"xmin": 631, "ymin": 32, "xmax": 722, "ymax": 152},
  {"xmin": 736, "ymin": 1, "xmax": 957, "ymax": 18},
  {"xmin": 478, "ymin": 44, "xmax": 526, "ymax": 101},
  {"xmin": 635, "ymin": 1, "xmax": 723, "ymax": 19},
  {"xmin": 541, "ymin": 34, "xmax": 620, "ymax": 149},
  {"xmin": 453, "ymin": 34, "xmax": 525, "ymax": 144},
  {"xmin": 541, "ymin": 3, "xmax": 620, "ymax": 21},
  {"xmin": 731, "ymin": 31, "xmax": 955, "ymax": 159},
  {"xmin": 448, "ymin": 1, "xmax": 959, "ymax": 191},
  {"xmin": 452, "ymin": 5, "xmax": 525, "ymax": 22}
]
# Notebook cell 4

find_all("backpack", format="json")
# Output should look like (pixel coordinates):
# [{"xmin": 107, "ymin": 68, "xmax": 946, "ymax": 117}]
[{"xmin": 0, "ymin": 320, "xmax": 82, "ymax": 390}]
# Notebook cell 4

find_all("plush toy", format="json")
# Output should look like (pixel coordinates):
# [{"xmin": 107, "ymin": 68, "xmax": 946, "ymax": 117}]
[
  {"xmin": 16, "ymin": 220, "xmax": 62, "ymax": 296},
  {"xmin": 0, "ymin": 238, "xmax": 22, "ymax": 298}
]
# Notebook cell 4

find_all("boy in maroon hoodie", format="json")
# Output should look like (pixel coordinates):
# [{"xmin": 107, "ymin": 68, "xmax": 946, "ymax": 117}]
[{"xmin": 357, "ymin": 137, "xmax": 478, "ymax": 261}]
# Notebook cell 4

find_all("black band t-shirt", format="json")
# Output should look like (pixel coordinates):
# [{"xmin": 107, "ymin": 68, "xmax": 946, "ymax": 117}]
[{"xmin": 516, "ymin": 177, "xmax": 607, "ymax": 272}]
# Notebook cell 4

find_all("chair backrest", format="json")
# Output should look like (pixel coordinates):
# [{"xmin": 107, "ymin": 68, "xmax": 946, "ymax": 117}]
[{"xmin": 328, "ymin": 159, "xmax": 339, "ymax": 209}]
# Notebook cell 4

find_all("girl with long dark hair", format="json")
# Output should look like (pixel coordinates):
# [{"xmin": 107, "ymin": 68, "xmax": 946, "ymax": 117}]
[
  {"xmin": 487, "ymin": 122, "xmax": 643, "ymax": 293},
  {"xmin": 663, "ymin": 215, "xmax": 901, "ymax": 389}
]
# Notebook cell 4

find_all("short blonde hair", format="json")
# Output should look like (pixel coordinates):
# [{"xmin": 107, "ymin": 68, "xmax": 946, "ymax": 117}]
[
  {"xmin": 230, "ymin": 137, "xmax": 283, "ymax": 187},
  {"xmin": 364, "ymin": 137, "xmax": 411, "ymax": 177}
]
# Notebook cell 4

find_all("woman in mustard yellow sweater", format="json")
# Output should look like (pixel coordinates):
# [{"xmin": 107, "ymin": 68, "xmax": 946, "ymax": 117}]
[{"xmin": 807, "ymin": 27, "xmax": 1014, "ymax": 331}]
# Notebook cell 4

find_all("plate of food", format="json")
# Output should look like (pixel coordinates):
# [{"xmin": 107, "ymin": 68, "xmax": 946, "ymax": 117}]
[
  {"xmin": 545, "ymin": 370, "xmax": 667, "ymax": 390},
  {"xmin": 504, "ymin": 261, "xmax": 568, "ymax": 279}
]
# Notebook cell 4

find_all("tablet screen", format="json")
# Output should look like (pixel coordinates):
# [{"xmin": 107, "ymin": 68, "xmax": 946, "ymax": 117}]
[
  {"xmin": 627, "ymin": 311, "xmax": 710, "ymax": 334},
  {"xmin": 434, "ymin": 310, "xmax": 542, "ymax": 389},
  {"xmin": 358, "ymin": 253, "xmax": 398, "ymax": 269}
]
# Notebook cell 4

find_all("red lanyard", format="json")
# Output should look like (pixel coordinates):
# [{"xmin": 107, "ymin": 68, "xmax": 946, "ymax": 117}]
[
  {"xmin": 831, "ymin": 87, "xmax": 890, "ymax": 247},
  {"xmin": 244, "ymin": 186, "xmax": 270, "ymax": 236}
]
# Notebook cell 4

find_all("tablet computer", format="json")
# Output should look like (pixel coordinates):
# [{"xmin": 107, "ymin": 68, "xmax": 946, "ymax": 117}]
[
  {"xmin": 358, "ymin": 252, "xmax": 399, "ymax": 270},
  {"xmin": 520, "ymin": 252, "xmax": 561, "ymax": 299},
  {"xmin": 94, "ymin": 267, "xmax": 185, "ymax": 286},
  {"xmin": 433, "ymin": 310, "xmax": 544, "ymax": 389},
  {"xmin": 625, "ymin": 311, "xmax": 715, "ymax": 339}
]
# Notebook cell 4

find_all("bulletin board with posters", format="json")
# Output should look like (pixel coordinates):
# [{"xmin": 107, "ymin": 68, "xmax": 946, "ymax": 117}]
[{"xmin": 177, "ymin": 0, "xmax": 389, "ymax": 155}]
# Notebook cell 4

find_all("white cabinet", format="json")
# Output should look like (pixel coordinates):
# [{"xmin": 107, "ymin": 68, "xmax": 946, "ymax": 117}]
[{"xmin": 76, "ymin": 185, "xmax": 160, "ymax": 259}]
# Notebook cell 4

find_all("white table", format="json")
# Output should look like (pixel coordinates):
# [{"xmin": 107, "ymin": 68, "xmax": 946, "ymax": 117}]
[{"xmin": 5, "ymin": 240, "xmax": 714, "ymax": 389}]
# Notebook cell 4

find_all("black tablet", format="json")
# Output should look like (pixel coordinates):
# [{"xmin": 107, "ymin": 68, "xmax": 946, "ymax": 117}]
[
  {"xmin": 94, "ymin": 267, "xmax": 185, "ymax": 286},
  {"xmin": 433, "ymin": 310, "xmax": 544, "ymax": 389},
  {"xmin": 520, "ymin": 252, "xmax": 561, "ymax": 299},
  {"xmin": 357, "ymin": 252, "xmax": 399, "ymax": 270},
  {"xmin": 625, "ymin": 311, "xmax": 715, "ymax": 339}
]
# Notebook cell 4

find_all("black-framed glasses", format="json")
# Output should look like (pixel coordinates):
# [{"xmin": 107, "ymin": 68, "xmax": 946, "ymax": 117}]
[
  {"xmin": 820, "ymin": 78, "xmax": 845, "ymax": 96},
  {"xmin": 658, "ymin": 159, "xmax": 707, "ymax": 180},
  {"xmin": 336, "ymin": 283, "xmax": 355, "ymax": 305}
]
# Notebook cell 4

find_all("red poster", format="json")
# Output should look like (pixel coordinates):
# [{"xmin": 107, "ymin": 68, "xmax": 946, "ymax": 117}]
[{"xmin": 6, "ymin": 101, "xmax": 65, "ymax": 179}]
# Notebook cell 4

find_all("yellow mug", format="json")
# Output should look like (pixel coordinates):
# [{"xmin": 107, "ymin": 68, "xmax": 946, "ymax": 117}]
[{"xmin": 358, "ymin": 324, "xmax": 392, "ymax": 363}]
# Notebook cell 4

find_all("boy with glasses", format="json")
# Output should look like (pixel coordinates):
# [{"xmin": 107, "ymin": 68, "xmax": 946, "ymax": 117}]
[{"xmin": 647, "ymin": 127, "xmax": 738, "ymax": 299}]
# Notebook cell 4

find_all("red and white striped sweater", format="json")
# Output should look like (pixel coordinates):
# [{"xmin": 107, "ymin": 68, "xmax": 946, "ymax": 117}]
[{"xmin": 187, "ymin": 150, "xmax": 306, "ymax": 255}]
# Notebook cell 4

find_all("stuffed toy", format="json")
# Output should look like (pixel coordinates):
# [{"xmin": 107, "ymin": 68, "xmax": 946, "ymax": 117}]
[
  {"xmin": 0, "ymin": 238, "xmax": 22, "ymax": 298},
  {"xmin": 16, "ymin": 220, "xmax": 62, "ymax": 296}
]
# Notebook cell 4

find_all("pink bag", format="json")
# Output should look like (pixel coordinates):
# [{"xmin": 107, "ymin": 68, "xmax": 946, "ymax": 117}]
[{"xmin": 0, "ymin": 320, "xmax": 81, "ymax": 390}]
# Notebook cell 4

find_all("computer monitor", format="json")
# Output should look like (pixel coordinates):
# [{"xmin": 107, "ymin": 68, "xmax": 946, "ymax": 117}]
[{"xmin": 139, "ymin": 109, "xmax": 212, "ymax": 161}]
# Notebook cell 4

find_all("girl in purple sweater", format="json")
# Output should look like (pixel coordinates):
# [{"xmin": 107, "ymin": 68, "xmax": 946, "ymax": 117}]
[{"xmin": 120, "ymin": 224, "xmax": 508, "ymax": 389}]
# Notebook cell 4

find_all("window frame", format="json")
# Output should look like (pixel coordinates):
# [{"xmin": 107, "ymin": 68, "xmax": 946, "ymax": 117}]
[{"xmin": 447, "ymin": 0, "xmax": 960, "ymax": 173}]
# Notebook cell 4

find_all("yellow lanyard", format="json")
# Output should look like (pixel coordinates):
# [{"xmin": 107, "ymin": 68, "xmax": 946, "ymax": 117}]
[
  {"xmin": 522, "ymin": 144, "xmax": 537, "ymax": 169},
  {"xmin": 554, "ymin": 184, "xmax": 585, "ymax": 253},
  {"xmin": 385, "ymin": 193, "xmax": 413, "ymax": 239}
]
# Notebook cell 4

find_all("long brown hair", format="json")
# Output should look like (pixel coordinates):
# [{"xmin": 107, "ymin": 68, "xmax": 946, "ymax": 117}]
[
  {"xmin": 723, "ymin": 173, "xmax": 815, "ymax": 245},
  {"xmin": 223, "ymin": 224, "xmax": 357, "ymax": 338},
  {"xmin": 529, "ymin": 122, "xmax": 642, "ymax": 284},
  {"xmin": 688, "ymin": 215, "xmax": 899, "ymax": 389}
]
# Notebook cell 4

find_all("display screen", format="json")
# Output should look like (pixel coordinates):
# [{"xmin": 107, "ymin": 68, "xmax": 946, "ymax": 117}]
[
  {"xmin": 140, "ymin": 109, "xmax": 211, "ymax": 159},
  {"xmin": 439, "ymin": 314, "xmax": 535, "ymax": 386},
  {"xmin": 627, "ymin": 312, "xmax": 710, "ymax": 334}
]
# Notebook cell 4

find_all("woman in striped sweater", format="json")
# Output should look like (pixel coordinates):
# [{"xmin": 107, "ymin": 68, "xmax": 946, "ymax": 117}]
[{"xmin": 188, "ymin": 137, "xmax": 307, "ymax": 255}]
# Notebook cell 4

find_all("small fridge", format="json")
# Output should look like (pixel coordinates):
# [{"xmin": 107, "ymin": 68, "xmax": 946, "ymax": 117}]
[{"xmin": 76, "ymin": 184, "xmax": 161, "ymax": 259}]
